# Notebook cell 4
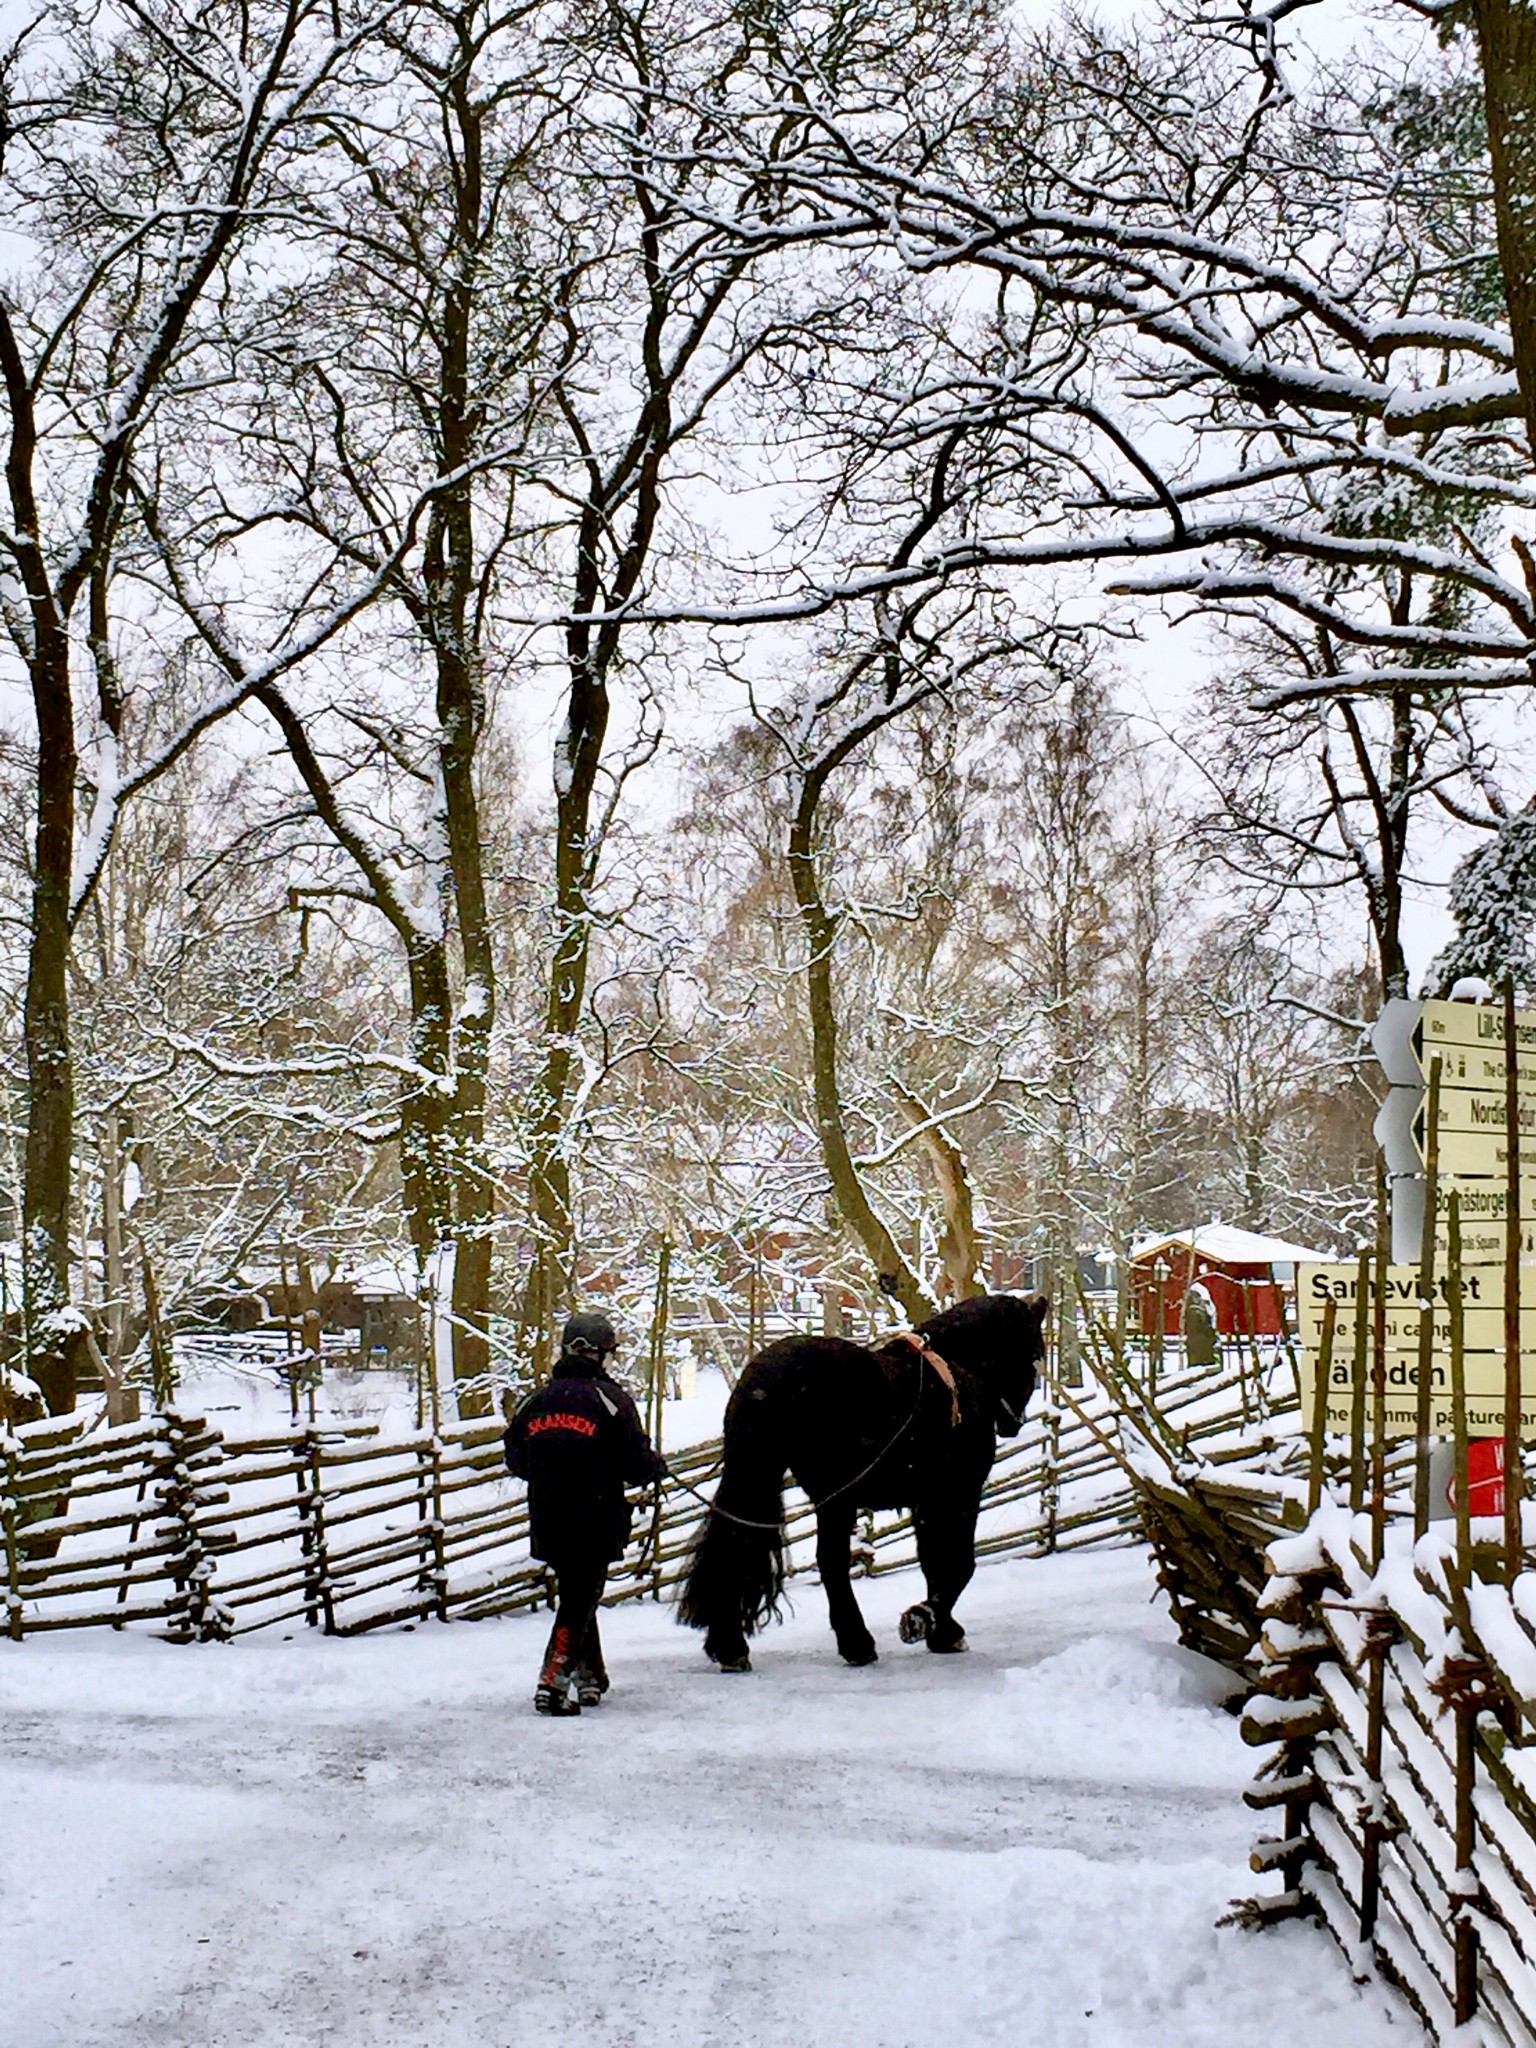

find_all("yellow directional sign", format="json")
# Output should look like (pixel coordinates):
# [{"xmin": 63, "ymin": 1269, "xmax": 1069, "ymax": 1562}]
[
  {"xmin": 1430, "ymin": 1181, "xmax": 1530, "ymax": 1226},
  {"xmin": 1302, "ymin": 1367, "xmax": 1536, "ymax": 1439},
  {"xmin": 1424, "ymin": 1213, "xmax": 1536, "ymax": 1268},
  {"xmin": 1297, "ymin": 1296, "xmax": 1536, "ymax": 1356},
  {"xmin": 1297, "ymin": 1262, "xmax": 1536, "ymax": 1439},
  {"xmin": 1428, "ymin": 1127, "xmax": 1536, "ymax": 1181},
  {"xmin": 1418, "ymin": 998, "xmax": 1536, "ymax": 1079},
  {"xmin": 1426, "ymin": 1087, "xmax": 1536, "ymax": 1139},
  {"xmin": 1298, "ymin": 1263, "xmax": 1535, "ymax": 1344}
]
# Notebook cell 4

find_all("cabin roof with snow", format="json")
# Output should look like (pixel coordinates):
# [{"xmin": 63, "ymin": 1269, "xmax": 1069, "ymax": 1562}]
[
  {"xmin": 345, "ymin": 1260, "xmax": 418, "ymax": 1299},
  {"xmin": 1129, "ymin": 1224, "xmax": 1329, "ymax": 1269}
]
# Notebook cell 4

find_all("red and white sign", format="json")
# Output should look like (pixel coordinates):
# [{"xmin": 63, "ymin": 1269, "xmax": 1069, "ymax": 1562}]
[{"xmin": 1447, "ymin": 1438, "xmax": 1507, "ymax": 1517}]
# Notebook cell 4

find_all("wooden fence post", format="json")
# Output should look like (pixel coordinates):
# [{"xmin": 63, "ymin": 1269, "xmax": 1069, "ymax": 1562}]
[
  {"xmin": 1453, "ymin": 1696, "xmax": 1480, "ymax": 2028},
  {"xmin": 1357, "ymin": 1186, "xmax": 1395, "ymax": 1944},
  {"xmin": 1040, "ymin": 1401, "xmax": 1060, "ymax": 1555},
  {"xmin": 414, "ymin": 1283, "xmax": 428, "ymax": 1433},
  {"xmin": 645, "ymin": 1238, "xmax": 672, "ymax": 1596},
  {"xmin": 2, "ymin": 1427, "xmax": 22, "ymax": 1641},
  {"xmin": 300, "ymin": 1431, "xmax": 337, "ymax": 1634},
  {"xmin": 114, "ymin": 1453, "xmax": 154, "ymax": 1625},
  {"xmin": 416, "ymin": 1430, "xmax": 449, "ymax": 1623},
  {"xmin": 1306, "ymin": 1296, "xmax": 1336, "ymax": 1521},
  {"xmin": 1349, "ymin": 1243, "xmax": 1371, "ymax": 1517},
  {"xmin": 1357, "ymin": 1620, "xmax": 1394, "ymax": 1945},
  {"xmin": 158, "ymin": 1411, "xmax": 232, "ymax": 1643},
  {"xmin": 646, "ymin": 1237, "xmax": 672, "ymax": 1437}
]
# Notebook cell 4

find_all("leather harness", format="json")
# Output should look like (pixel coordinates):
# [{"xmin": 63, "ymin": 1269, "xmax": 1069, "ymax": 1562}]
[{"xmin": 892, "ymin": 1328, "xmax": 962, "ymax": 1427}]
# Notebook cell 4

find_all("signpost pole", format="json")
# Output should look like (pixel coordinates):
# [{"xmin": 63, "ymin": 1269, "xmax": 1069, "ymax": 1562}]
[
  {"xmin": 1504, "ymin": 980, "xmax": 1524, "ymax": 1584},
  {"xmin": 1307, "ymin": 1295, "xmax": 1336, "ymax": 1521},
  {"xmin": 1449, "ymin": 1191, "xmax": 1471, "ymax": 1567},
  {"xmin": 1370, "ymin": 1169, "xmax": 1390, "ymax": 1570}
]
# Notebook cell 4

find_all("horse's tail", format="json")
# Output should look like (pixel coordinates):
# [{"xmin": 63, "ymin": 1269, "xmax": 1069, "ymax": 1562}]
[{"xmin": 677, "ymin": 1378, "xmax": 787, "ymax": 1638}]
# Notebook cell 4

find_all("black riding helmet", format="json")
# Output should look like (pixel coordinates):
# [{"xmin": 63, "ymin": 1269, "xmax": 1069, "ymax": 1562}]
[{"xmin": 561, "ymin": 1310, "xmax": 618, "ymax": 1362}]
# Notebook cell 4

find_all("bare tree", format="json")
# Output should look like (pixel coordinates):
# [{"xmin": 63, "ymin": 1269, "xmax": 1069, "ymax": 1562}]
[
  {"xmin": 1191, "ymin": 666, "xmax": 1508, "ymax": 1002},
  {"xmin": 0, "ymin": 0, "xmax": 399, "ymax": 1408},
  {"xmin": 646, "ymin": 9, "xmax": 1531, "ymax": 691}
]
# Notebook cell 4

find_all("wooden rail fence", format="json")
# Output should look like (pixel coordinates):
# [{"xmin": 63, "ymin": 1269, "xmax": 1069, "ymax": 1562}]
[
  {"xmin": 3, "ymin": 1349, "xmax": 1278, "ymax": 1641},
  {"xmin": 1138, "ymin": 1448, "xmax": 1536, "ymax": 2044}
]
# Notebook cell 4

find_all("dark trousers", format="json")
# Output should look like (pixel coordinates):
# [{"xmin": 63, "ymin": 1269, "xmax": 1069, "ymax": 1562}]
[{"xmin": 540, "ymin": 1552, "xmax": 609, "ymax": 1685}]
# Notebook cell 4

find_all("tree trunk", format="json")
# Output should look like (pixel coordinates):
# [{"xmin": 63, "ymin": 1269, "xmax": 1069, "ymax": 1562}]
[
  {"xmin": 23, "ymin": 620, "xmax": 76, "ymax": 1414},
  {"xmin": 400, "ymin": 941, "xmax": 456, "ymax": 1282},
  {"xmin": 1472, "ymin": 0, "xmax": 1536, "ymax": 457},
  {"xmin": 521, "ymin": 643, "xmax": 610, "ymax": 1363},
  {"xmin": 430, "ymin": 46, "xmax": 497, "ymax": 1414},
  {"xmin": 1244, "ymin": 1132, "xmax": 1265, "ymax": 1228},
  {"xmin": 441, "ymin": 676, "xmax": 495, "ymax": 1412},
  {"xmin": 99, "ymin": 1110, "xmax": 140, "ymax": 1426},
  {"xmin": 788, "ymin": 773, "xmax": 936, "ymax": 1324},
  {"xmin": 1376, "ymin": 693, "xmax": 1413, "ymax": 1003},
  {"xmin": 891, "ymin": 1081, "xmax": 987, "ymax": 1302}
]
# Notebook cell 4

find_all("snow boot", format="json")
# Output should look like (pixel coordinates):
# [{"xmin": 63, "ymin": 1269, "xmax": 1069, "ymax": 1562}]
[
  {"xmin": 572, "ymin": 1654, "xmax": 609, "ymax": 1710},
  {"xmin": 535, "ymin": 1626, "xmax": 581, "ymax": 1717},
  {"xmin": 535, "ymin": 1681, "xmax": 581, "ymax": 1717},
  {"xmin": 573, "ymin": 1618, "xmax": 610, "ymax": 1707}
]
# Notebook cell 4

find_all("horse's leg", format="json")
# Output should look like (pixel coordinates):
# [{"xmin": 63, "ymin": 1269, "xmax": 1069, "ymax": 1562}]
[
  {"xmin": 817, "ymin": 1504, "xmax": 877, "ymax": 1665},
  {"xmin": 901, "ymin": 1504, "xmax": 979, "ymax": 1654}
]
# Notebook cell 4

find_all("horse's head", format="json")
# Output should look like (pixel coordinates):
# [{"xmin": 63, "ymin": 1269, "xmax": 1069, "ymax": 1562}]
[{"xmin": 918, "ymin": 1292, "xmax": 1048, "ymax": 1438}]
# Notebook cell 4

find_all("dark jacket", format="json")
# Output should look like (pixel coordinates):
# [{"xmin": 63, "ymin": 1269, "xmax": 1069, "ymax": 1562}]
[{"xmin": 503, "ymin": 1356, "xmax": 666, "ymax": 1562}]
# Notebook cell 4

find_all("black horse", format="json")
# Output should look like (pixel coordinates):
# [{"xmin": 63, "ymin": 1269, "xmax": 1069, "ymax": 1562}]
[{"xmin": 677, "ymin": 1292, "xmax": 1048, "ymax": 1670}]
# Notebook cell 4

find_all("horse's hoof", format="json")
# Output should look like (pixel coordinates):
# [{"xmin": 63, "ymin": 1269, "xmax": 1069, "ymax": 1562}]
[
  {"xmin": 706, "ymin": 1642, "xmax": 752, "ymax": 1672},
  {"xmin": 926, "ymin": 1630, "xmax": 967, "ymax": 1655},
  {"xmin": 898, "ymin": 1602, "xmax": 934, "ymax": 1645},
  {"xmin": 839, "ymin": 1642, "xmax": 879, "ymax": 1666}
]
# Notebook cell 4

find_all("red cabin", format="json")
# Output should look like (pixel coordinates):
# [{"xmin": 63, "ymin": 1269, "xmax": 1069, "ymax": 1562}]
[{"xmin": 1130, "ymin": 1225, "xmax": 1327, "ymax": 1340}]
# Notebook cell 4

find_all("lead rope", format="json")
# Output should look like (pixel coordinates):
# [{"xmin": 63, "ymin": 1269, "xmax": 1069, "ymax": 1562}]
[{"xmin": 661, "ymin": 1331, "xmax": 960, "ymax": 1533}]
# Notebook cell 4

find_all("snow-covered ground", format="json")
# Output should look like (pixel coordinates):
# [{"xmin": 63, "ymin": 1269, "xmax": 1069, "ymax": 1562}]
[{"xmin": 0, "ymin": 1551, "xmax": 1414, "ymax": 2048}]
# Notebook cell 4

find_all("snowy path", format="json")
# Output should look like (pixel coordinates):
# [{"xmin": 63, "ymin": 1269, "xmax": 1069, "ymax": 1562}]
[{"xmin": 1, "ymin": 1552, "xmax": 1415, "ymax": 2048}]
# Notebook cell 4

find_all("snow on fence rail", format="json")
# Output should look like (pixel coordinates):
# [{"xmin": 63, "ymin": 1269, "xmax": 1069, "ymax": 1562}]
[
  {"xmin": 1245, "ymin": 1509, "xmax": 1536, "ymax": 2046},
  {"xmin": 2, "ymin": 1350, "xmax": 1287, "ymax": 1642},
  {"xmin": 1138, "ymin": 1451, "xmax": 1536, "ymax": 2045}
]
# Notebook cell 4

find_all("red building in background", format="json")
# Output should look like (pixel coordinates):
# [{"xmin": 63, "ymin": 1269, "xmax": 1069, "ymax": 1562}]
[{"xmin": 1130, "ymin": 1224, "xmax": 1329, "ymax": 1339}]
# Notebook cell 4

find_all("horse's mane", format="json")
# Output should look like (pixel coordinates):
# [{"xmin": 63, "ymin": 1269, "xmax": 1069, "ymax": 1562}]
[{"xmin": 915, "ymin": 1292, "xmax": 1045, "ymax": 1354}]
